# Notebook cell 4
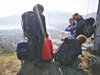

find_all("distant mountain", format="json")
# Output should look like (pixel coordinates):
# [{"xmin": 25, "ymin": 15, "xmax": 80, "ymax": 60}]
[
  {"xmin": 45, "ymin": 11, "xmax": 96, "ymax": 30},
  {"xmin": 0, "ymin": 11, "xmax": 96, "ymax": 26},
  {"xmin": 44, "ymin": 11, "xmax": 73, "ymax": 31},
  {"xmin": 0, "ymin": 14, "xmax": 21, "ymax": 25},
  {"xmin": 44, "ymin": 11, "xmax": 72, "ymax": 24},
  {"xmin": 84, "ymin": 12, "xmax": 97, "ymax": 19}
]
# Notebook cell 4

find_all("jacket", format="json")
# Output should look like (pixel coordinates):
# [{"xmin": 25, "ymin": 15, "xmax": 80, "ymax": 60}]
[{"xmin": 71, "ymin": 17, "xmax": 86, "ymax": 37}]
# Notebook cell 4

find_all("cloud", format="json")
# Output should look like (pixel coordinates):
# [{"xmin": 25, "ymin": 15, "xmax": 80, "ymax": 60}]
[{"xmin": 0, "ymin": 0, "xmax": 98, "ymax": 17}]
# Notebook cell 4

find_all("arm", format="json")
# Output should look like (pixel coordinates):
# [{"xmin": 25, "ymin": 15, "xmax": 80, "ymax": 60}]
[
  {"xmin": 71, "ymin": 20, "xmax": 85, "ymax": 31},
  {"xmin": 65, "ymin": 25, "xmax": 72, "ymax": 31}
]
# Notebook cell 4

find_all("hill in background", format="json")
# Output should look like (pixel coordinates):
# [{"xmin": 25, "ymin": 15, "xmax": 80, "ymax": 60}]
[
  {"xmin": 0, "ymin": 15, "xmax": 21, "ymax": 25},
  {"xmin": 0, "ymin": 11, "xmax": 96, "ymax": 26}
]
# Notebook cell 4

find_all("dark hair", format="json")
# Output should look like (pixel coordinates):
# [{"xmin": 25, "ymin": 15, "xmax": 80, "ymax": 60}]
[
  {"xmin": 46, "ymin": 33, "xmax": 49, "ymax": 38},
  {"xmin": 73, "ymin": 21, "xmax": 75, "ymax": 26},
  {"xmin": 33, "ymin": 4, "xmax": 44, "ymax": 13},
  {"xmin": 73, "ymin": 13, "xmax": 79, "ymax": 16}
]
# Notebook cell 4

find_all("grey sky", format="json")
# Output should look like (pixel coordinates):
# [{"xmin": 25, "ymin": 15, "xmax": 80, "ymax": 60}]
[{"xmin": 0, "ymin": 0, "xmax": 99, "ymax": 17}]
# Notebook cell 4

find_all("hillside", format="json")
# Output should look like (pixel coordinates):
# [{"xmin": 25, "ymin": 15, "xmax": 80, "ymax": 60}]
[
  {"xmin": 0, "ymin": 11, "xmax": 96, "ymax": 25},
  {"xmin": 0, "ymin": 28, "xmax": 99, "ymax": 75},
  {"xmin": 0, "ymin": 15, "xmax": 21, "ymax": 25},
  {"xmin": 0, "ymin": 29, "xmax": 62, "ymax": 53},
  {"xmin": 0, "ymin": 50, "xmax": 100, "ymax": 75},
  {"xmin": 85, "ymin": 12, "xmax": 97, "ymax": 19},
  {"xmin": 0, "ymin": 29, "xmax": 24, "ymax": 53},
  {"xmin": 0, "ymin": 52, "xmax": 21, "ymax": 75}
]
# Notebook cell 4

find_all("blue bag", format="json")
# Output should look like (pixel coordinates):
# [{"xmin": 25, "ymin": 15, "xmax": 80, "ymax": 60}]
[{"xmin": 16, "ymin": 42, "xmax": 30, "ymax": 60}]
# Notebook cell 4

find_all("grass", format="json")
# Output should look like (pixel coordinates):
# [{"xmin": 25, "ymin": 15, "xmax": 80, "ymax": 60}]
[
  {"xmin": 0, "ymin": 51, "xmax": 100, "ymax": 75},
  {"xmin": 0, "ymin": 52, "xmax": 15, "ymax": 62},
  {"xmin": 0, "ymin": 52, "xmax": 21, "ymax": 75}
]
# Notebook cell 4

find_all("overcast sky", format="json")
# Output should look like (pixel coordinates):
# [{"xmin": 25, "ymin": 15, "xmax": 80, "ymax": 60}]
[{"xmin": 0, "ymin": 0, "xmax": 99, "ymax": 17}]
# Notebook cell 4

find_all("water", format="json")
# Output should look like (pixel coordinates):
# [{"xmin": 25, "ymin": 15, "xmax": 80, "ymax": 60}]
[
  {"xmin": 0, "ymin": 25, "xmax": 21, "ymax": 30},
  {"xmin": 0, "ymin": 24, "xmax": 63, "ymax": 31}
]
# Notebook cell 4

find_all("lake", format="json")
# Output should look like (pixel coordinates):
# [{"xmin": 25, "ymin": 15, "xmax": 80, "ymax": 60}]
[{"xmin": 0, "ymin": 25, "xmax": 21, "ymax": 30}]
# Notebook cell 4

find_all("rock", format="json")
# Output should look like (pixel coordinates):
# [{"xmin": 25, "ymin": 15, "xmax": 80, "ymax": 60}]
[
  {"xmin": 17, "ymin": 51, "xmax": 100, "ymax": 75},
  {"xmin": 88, "ymin": 55, "xmax": 100, "ymax": 75},
  {"xmin": 17, "ymin": 61, "xmax": 61, "ymax": 75}
]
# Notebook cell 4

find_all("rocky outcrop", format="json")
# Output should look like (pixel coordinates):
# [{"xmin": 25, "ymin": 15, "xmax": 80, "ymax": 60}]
[{"xmin": 17, "ymin": 50, "xmax": 100, "ymax": 75}]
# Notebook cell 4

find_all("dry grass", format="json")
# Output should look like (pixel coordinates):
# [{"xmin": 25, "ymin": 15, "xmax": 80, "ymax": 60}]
[
  {"xmin": 78, "ymin": 51, "xmax": 91, "ymax": 70},
  {"xmin": 0, "ymin": 52, "xmax": 21, "ymax": 75},
  {"xmin": 0, "ymin": 51, "xmax": 100, "ymax": 75}
]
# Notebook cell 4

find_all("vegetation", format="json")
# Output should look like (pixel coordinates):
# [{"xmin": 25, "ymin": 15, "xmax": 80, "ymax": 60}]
[
  {"xmin": 0, "ymin": 50, "xmax": 100, "ymax": 75},
  {"xmin": 0, "ymin": 52, "xmax": 21, "ymax": 75},
  {"xmin": 0, "ymin": 29, "xmax": 100, "ymax": 75}
]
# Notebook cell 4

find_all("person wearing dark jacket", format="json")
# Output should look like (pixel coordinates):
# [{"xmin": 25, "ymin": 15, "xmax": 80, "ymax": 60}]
[
  {"xmin": 28, "ymin": 4, "xmax": 47, "ymax": 65},
  {"xmin": 71, "ymin": 13, "xmax": 86, "ymax": 37},
  {"xmin": 33, "ymin": 4, "xmax": 47, "ymax": 38}
]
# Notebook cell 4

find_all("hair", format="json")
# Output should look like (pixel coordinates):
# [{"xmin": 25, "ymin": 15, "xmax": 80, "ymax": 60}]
[
  {"xmin": 73, "ymin": 13, "xmax": 79, "ymax": 16},
  {"xmin": 77, "ymin": 35, "xmax": 87, "ymax": 44},
  {"xmin": 69, "ymin": 18, "xmax": 73, "ymax": 20},
  {"xmin": 33, "ymin": 4, "xmax": 44, "ymax": 13},
  {"xmin": 46, "ymin": 33, "xmax": 49, "ymax": 38},
  {"xmin": 69, "ymin": 18, "xmax": 75, "ymax": 25}
]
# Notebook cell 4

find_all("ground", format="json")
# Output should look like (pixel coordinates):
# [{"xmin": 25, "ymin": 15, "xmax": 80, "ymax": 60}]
[
  {"xmin": 0, "ymin": 52, "xmax": 21, "ymax": 75},
  {"xmin": 0, "ymin": 51, "xmax": 100, "ymax": 75}
]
